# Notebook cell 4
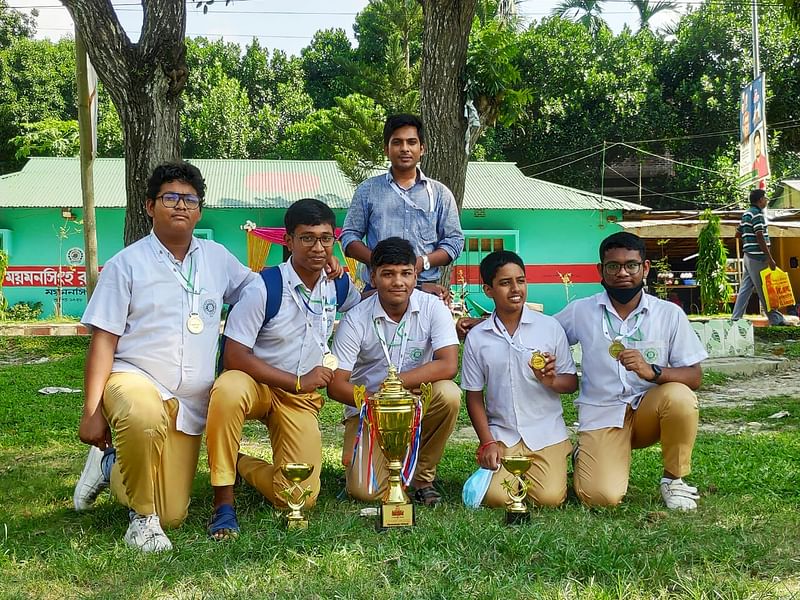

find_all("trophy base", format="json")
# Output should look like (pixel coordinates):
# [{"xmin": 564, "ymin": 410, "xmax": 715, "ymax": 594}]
[
  {"xmin": 378, "ymin": 502, "xmax": 415, "ymax": 529},
  {"xmin": 505, "ymin": 510, "xmax": 530, "ymax": 525},
  {"xmin": 286, "ymin": 517, "xmax": 308, "ymax": 529}
]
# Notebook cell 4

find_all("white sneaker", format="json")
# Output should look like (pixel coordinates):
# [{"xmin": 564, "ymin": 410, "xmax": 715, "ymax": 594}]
[
  {"xmin": 124, "ymin": 513, "xmax": 173, "ymax": 552},
  {"xmin": 660, "ymin": 477, "xmax": 700, "ymax": 511},
  {"xmin": 73, "ymin": 446, "xmax": 110, "ymax": 511}
]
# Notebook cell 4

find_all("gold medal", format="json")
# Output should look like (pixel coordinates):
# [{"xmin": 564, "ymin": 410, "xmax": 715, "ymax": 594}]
[
  {"xmin": 187, "ymin": 313, "xmax": 204, "ymax": 334},
  {"xmin": 322, "ymin": 352, "xmax": 339, "ymax": 370},
  {"xmin": 608, "ymin": 340, "xmax": 625, "ymax": 359},
  {"xmin": 529, "ymin": 351, "xmax": 546, "ymax": 370}
]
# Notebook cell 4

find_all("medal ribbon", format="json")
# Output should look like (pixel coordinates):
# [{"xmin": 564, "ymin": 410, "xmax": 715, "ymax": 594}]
[
  {"xmin": 287, "ymin": 268, "xmax": 335, "ymax": 360},
  {"xmin": 602, "ymin": 307, "xmax": 644, "ymax": 345},
  {"xmin": 166, "ymin": 253, "xmax": 201, "ymax": 321},
  {"xmin": 492, "ymin": 313, "xmax": 533, "ymax": 355},
  {"xmin": 373, "ymin": 317, "xmax": 409, "ymax": 373},
  {"xmin": 400, "ymin": 398, "xmax": 423, "ymax": 486}
]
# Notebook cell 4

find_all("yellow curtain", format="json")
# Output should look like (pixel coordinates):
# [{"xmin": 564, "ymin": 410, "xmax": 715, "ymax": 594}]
[
  {"xmin": 247, "ymin": 231, "xmax": 272, "ymax": 272},
  {"xmin": 338, "ymin": 240, "xmax": 363, "ymax": 290}
]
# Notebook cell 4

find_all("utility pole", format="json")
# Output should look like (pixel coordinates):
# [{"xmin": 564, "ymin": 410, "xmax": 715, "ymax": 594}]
[
  {"xmin": 751, "ymin": 0, "xmax": 761, "ymax": 78},
  {"xmin": 76, "ymin": 29, "xmax": 99, "ymax": 299}
]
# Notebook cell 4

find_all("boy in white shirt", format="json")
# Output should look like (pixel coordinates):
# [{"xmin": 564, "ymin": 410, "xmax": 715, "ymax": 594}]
[
  {"xmin": 73, "ymin": 162, "xmax": 255, "ymax": 552},
  {"xmin": 328, "ymin": 237, "xmax": 461, "ymax": 506},
  {"xmin": 461, "ymin": 251, "xmax": 577, "ymax": 508},
  {"xmin": 206, "ymin": 198, "xmax": 361, "ymax": 539},
  {"xmin": 554, "ymin": 232, "xmax": 707, "ymax": 511}
]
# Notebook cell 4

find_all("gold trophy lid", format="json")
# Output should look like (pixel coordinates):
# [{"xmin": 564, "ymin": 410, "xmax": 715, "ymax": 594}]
[{"xmin": 372, "ymin": 365, "xmax": 415, "ymax": 405}]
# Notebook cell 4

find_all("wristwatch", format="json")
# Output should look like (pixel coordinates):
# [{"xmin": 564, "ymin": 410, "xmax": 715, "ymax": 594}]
[
  {"xmin": 647, "ymin": 363, "xmax": 662, "ymax": 383},
  {"xmin": 422, "ymin": 254, "xmax": 431, "ymax": 271}
]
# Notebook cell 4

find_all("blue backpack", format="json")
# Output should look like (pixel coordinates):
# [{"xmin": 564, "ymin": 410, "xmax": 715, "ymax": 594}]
[{"xmin": 217, "ymin": 266, "xmax": 352, "ymax": 375}]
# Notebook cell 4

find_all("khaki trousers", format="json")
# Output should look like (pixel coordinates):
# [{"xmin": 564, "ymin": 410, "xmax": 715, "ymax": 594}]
[
  {"xmin": 574, "ymin": 382, "xmax": 699, "ymax": 508},
  {"xmin": 102, "ymin": 372, "xmax": 202, "ymax": 528},
  {"xmin": 207, "ymin": 369, "xmax": 324, "ymax": 509},
  {"xmin": 483, "ymin": 438, "xmax": 573, "ymax": 509},
  {"xmin": 342, "ymin": 379, "xmax": 461, "ymax": 502}
]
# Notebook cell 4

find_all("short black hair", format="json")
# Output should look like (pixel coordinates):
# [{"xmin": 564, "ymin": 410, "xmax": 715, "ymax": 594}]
[
  {"xmin": 599, "ymin": 231, "xmax": 646, "ymax": 262},
  {"xmin": 749, "ymin": 188, "xmax": 766, "ymax": 205},
  {"xmin": 146, "ymin": 162, "xmax": 205, "ymax": 205},
  {"xmin": 284, "ymin": 198, "xmax": 336, "ymax": 235},
  {"xmin": 370, "ymin": 237, "xmax": 416, "ymax": 269},
  {"xmin": 383, "ymin": 114, "xmax": 425, "ymax": 146},
  {"xmin": 480, "ymin": 250, "xmax": 525, "ymax": 286}
]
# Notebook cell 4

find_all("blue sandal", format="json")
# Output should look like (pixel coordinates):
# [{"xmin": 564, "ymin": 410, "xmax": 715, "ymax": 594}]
[{"xmin": 208, "ymin": 504, "xmax": 240, "ymax": 540}]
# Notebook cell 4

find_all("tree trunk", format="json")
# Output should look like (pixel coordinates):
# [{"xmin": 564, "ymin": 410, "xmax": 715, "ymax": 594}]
[
  {"xmin": 418, "ymin": 0, "xmax": 477, "ymax": 211},
  {"xmin": 61, "ymin": 0, "xmax": 187, "ymax": 245}
]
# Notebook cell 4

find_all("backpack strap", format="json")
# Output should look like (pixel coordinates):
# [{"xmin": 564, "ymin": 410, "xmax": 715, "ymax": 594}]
[
  {"xmin": 260, "ymin": 265, "xmax": 283, "ymax": 324},
  {"xmin": 333, "ymin": 274, "xmax": 351, "ymax": 311}
]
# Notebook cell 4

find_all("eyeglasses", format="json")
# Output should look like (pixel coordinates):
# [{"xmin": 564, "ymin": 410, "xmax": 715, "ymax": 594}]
[
  {"xmin": 293, "ymin": 234, "xmax": 336, "ymax": 248},
  {"xmin": 156, "ymin": 193, "xmax": 201, "ymax": 210},
  {"xmin": 603, "ymin": 261, "xmax": 643, "ymax": 275}
]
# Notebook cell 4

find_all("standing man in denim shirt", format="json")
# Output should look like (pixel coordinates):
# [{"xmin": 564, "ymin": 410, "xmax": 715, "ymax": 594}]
[{"xmin": 340, "ymin": 114, "xmax": 464, "ymax": 299}]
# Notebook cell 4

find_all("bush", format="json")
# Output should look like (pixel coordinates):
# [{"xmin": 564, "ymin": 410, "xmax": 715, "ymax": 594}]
[{"xmin": 3, "ymin": 301, "xmax": 44, "ymax": 322}]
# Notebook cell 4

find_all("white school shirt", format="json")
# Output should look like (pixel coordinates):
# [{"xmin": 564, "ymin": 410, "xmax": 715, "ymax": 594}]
[
  {"xmin": 332, "ymin": 290, "xmax": 459, "ymax": 419},
  {"xmin": 223, "ymin": 258, "xmax": 361, "ymax": 376},
  {"xmin": 82, "ymin": 232, "xmax": 255, "ymax": 435},
  {"xmin": 460, "ymin": 307, "xmax": 575, "ymax": 452},
  {"xmin": 554, "ymin": 291, "xmax": 707, "ymax": 432}
]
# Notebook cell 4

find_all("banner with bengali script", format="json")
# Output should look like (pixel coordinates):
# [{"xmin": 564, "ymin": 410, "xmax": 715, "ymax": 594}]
[{"xmin": 3, "ymin": 266, "xmax": 97, "ymax": 287}]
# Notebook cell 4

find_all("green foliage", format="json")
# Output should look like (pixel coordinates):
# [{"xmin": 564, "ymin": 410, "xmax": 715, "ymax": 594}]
[
  {"xmin": 0, "ymin": 0, "xmax": 36, "ymax": 48},
  {"xmin": 650, "ymin": 238, "xmax": 671, "ymax": 299},
  {"xmin": 300, "ymin": 28, "xmax": 354, "ymax": 109},
  {"xmin": 3, "ymin": 300, "xmax": 43, "ymax": 321},
  {"xmin": 0, "ymin": 249, "xmax": 7, "ymax": 315},
  {"xmin": 697, "ymin": 209, "xmax": 732, "ymax": 315},
  {"xmin": 552, "ymin": 0, "xmax": 608, "ymax": 36},
  {"xmin": 323, "ymin": 94, "xmax": 386, "ymax": 187},
  {"xmin": 9, "ymin": 118, "xmax": 79, "ymax": 159}
]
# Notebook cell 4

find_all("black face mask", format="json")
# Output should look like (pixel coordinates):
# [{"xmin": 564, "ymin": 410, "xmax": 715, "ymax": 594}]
[{"xmin": 602, "ymin": 280, "xmax": 644, "ymax": 305}]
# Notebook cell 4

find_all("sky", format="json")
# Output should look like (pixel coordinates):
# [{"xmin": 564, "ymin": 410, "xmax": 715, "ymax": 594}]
[{"xmin": 7, "ymin": 0, "xmax": 685, "ymax": 56}]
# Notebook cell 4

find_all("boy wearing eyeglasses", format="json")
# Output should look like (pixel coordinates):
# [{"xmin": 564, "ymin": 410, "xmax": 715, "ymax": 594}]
[
  {"xmin": 73, "ymin": 162, "xmax": 256, "ymax": 551},
  {"xmin": 554, "ymin": 232, "xmax": 707, "ymax": 511},
  {"xmin": 205, "ymin": 198, "xmax": 361, "ymax": 539}
]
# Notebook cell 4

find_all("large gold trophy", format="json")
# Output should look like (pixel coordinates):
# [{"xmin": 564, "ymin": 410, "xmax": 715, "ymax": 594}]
[
  {"xmin": 280, "ymin": 462, "xmax": 314, "ymax": 529},
  {"xmin": 354, "ymin": 366, "xmax": 432, "ymax": 529},
  {"xmin": 500, "ymin": 455, "xmax": 533, "ymax": 525}
]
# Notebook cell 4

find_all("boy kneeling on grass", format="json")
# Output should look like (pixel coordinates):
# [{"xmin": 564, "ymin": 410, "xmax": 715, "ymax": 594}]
[{"xmin": 461, "ymin": 250, "xmax": 578, "ymax": 508}]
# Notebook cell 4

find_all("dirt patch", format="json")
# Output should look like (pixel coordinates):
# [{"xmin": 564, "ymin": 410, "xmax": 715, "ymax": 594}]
[{"xmin": 699, "ymin": 369, "xmax": 800, "ymax": 408}]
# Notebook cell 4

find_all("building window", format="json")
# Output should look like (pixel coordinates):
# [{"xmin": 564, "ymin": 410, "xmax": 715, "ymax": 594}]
[
  {"xmin": 194, "ymin": 228, "xmax": 214, "ymax": 241},
  {"xmin": 0, "ymin": 229, "xmax": 11, "ymax": 257},
  {"xmin": 456, "ymin": 229, "xmax": 519, "ymax": 283}
]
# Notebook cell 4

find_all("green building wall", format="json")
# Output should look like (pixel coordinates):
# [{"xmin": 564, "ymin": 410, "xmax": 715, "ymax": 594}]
[{"xmin": 0, "ymin": 206, "xmax": 622, "ymax": 318}]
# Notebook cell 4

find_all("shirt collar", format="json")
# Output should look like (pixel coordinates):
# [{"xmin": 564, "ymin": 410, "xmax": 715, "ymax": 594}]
[
  {"xmin": 148, "ymin": 230, "xmax": 200, "ymax": 263},
  {"xmin": 489, "ymin": 306, "xmax": 536, "ymax": 335},
  {"xmin": 285, "ymin": 257, "xmax": 328, "ymax": 293},
  {"xmin": 371, "ymin": 289, "xmax": 421, "ymax": 323},
  {"xmin": 386, "ymin": 166, "xmax": 428, "ymax": 186},
  {"xmin": 596, "ymin": 289, "xmax": 650, "ymax": 318}
]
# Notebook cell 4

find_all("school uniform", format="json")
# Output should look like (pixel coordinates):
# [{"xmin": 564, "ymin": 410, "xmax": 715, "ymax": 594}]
[
  {"xmin": 461, "ymin": 307, "xmax": 576, "ymax": 507},
  {"xmin": 554, "ymin": 291, "xmax": 708, "ymax": 507},
  {"xmin": 332, "ymin": 290, "xmax": 461, "ymax": 501},
  {"xmin": 206, "ymin": 258, "xmax": 360, "ymax": 508},
  {"xmin": 81, "ymin": 232, "xmax": 254, "ymax": 526}
]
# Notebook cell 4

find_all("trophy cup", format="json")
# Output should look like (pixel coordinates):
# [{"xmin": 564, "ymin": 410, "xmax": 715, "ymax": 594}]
[
  {"xmin": 500, "ymin": 455, "xmax": 533, "ymax": 525},
  {"xmin": 280, "ymin": 462, "xmax": 315, "ymax": 529},
  {"xmin": 355, "ymin": 366, "xmax": 432, "ymax": 529}
]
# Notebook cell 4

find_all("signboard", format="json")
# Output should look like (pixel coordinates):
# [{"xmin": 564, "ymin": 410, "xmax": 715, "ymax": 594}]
[{"xmin": 739, "ymin": 74, "xmax": 770, "ymax": 189}]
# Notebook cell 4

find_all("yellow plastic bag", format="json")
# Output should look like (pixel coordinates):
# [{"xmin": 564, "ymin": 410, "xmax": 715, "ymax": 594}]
[{"xmin": 760, "ymin": 267, "xmax": 795, "ymax": 311}]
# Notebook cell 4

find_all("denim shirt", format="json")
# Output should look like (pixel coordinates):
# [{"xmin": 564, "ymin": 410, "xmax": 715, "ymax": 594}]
[{"xmin": 340, "ymin": 168, "xmax": 464, "ymax": 282}]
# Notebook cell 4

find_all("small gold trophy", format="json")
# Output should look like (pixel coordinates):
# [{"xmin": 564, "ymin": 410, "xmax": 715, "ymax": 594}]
[
  {"xmin": 280, "ymin": 462, "xmax": 315, "ymax": 529},
  {"xmin": 500, "ymin": 455, "xmax": 533, "ymax": 525},
  {"xmin": 355, "ymin": 366, "xmax": 432, "ymax": 529}
]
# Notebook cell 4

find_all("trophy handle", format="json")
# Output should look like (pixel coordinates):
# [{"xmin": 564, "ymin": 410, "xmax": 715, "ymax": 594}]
[
  {"xmin": 353, "ymin": 384, "xmax": 366, "ymax": 410},
  {"xmin": 419, "ymin": 382, "xmax": 433, "ymax": 416}
]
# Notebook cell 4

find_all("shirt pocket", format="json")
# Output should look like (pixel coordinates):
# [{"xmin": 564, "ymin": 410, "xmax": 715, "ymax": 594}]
[
  {"xmin": 628, "ymin": 339, "xmax": 668, "ymax": 366},
  {"xmin": 199, "ymin": 290, "xmax": 222, "ymax": 325},
  {"xmin": 403, "ymin": 339, "xmax": 429, "ymax": 370},
  {"xmin": 414, "ymin": 211, "xmax": 439, "ymax": 246}
]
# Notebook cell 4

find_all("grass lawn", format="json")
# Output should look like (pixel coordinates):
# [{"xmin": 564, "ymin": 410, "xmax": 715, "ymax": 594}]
[{"xmin": 1, "ymin": 337, "xmax": 799, "ymax": 599}]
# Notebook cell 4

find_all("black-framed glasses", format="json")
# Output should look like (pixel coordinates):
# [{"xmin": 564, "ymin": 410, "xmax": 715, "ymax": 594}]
[
  {"xmin": 603, "ymin": 261, "xmax": 643, "ymax": 275},
  {"xmin": 156, "ymin": 192, "xmax": 201, "ymax": 210},
  {"xmin": 293, "ymin": 234, "xmax": 336, "ymax": 248}
]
